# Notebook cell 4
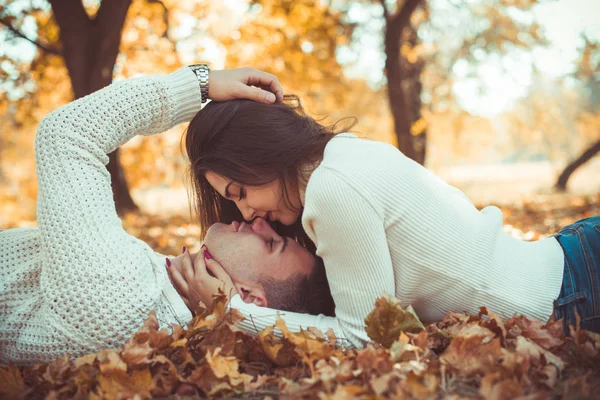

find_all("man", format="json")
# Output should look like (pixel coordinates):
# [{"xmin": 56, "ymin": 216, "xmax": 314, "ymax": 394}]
[
  {"xmin": 0, "ymin": 65, "xmax": 333, "ymax": 366},
  {"xmin": 167, "ymin": 217, "xmax": 335, "ymax": 317}
]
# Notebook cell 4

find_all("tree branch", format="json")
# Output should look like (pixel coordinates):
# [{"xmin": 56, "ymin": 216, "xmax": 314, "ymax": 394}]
[
  {"xmin": 0, "ymin": 15, "xmax": 62, "ymax": 55},
  {"xmin": 379, "ymin": 0, "xmax": 389, "ymax": 20},
  {"xmin": 147, "ymin": 0, "xmax": 170, "ymax": 39},
  {"xmin": 388, "ymin": 0, "xmax": 422, "ymax": 38}
]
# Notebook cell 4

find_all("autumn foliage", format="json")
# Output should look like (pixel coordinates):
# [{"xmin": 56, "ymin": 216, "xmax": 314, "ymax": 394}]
[{"xmin": 1, "ymin": 286, "xmax": 599, "ymax": 399}]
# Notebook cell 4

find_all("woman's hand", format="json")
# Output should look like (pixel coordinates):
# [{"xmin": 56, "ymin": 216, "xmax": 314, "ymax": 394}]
[
  {"xmin": 208, "ymin": 68, "xmax": 284, "ymax": 104},
  {"xmin": 167, "ymin": 248, "xmax": 236, "ymax": 313}
]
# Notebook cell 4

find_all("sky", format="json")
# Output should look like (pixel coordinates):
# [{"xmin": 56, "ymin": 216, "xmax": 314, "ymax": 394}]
[
  {"xmin": 337, "ymin": 0, "xmax": 599, "ymax": 117},
  {"xmin": 454, "ymin": 0, "xmax": 599, "ymax": 116}
]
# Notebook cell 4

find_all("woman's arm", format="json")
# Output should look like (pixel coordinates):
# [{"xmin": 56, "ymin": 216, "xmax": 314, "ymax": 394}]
[{"xmin": 303, "ymin": 166, "xmax": 396, "ymax": 347}]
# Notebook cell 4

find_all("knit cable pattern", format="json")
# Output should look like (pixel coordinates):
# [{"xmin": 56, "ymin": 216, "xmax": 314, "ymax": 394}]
[{"xmin": 0, "ymin": 68, "xmax": 202, "ymax": 365}]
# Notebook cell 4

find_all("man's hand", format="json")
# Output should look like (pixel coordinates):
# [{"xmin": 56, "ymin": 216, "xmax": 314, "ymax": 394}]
[
  {"xmin": 167, "ymin": 247, "xmax": 236, "ymax": 313},
  {"xmin": 208, "ymin": 68, "xmax": 284, "ymax": 104}
]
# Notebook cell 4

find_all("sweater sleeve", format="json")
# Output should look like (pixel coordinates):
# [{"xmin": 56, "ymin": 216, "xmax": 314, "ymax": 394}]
[
  {"xmin": 24, "ymin": 68, "xmax": 202, "ymax": 364},
  {"xmin": 302, "ymin": 166, "xmax": 396, "ymax": 348},
  {"xmin": 228, "ymin": 294, "xmax": 349, "ymax": 345}
]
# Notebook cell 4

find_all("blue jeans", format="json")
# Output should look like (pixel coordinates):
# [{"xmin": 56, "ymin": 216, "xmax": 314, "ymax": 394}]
[{"xmin": 552, "ymin": 216, "xmax": 600, "ymax": 334}]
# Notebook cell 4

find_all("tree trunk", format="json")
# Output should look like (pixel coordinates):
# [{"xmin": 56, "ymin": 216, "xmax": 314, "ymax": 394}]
[
  {"xmin": 49, "ymin": 0, "xmax": 138, "ymax": 214},
  {"xmin": 401, "ymin": 19, "xmax": 426, "ymax": 165},
  {"xmin": 382, "ymin": 0, "xmax": 422, "ymax": 163},
  {"xmin": 555, "ymin": 139, "xmax": 600, "ymax": 191}
]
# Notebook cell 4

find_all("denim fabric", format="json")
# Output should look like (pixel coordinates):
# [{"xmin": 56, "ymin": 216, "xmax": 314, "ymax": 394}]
[{"xmin": 552, "ymin": 216, "xmax": 600, "ymax": 334}]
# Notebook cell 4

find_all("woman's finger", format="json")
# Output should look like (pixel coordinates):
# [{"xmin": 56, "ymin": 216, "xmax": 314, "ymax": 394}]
[
  {"xmin": 167, "ymin": 262, "xmax": 189, "ymax": 298},
  {"xmin": 193, "ymin": 250, "xmax": 211, "ymax": 279},
  {"xmin": 202, "ymin": 251, "xmax": 236, "ymax": 297},
  {"xmin": 204, "ymin": 255, "xmax": 231, "ymax": 283},
  {"xmin": 181, "ymin": 249, "xmax": 195, "ymax": 282}
]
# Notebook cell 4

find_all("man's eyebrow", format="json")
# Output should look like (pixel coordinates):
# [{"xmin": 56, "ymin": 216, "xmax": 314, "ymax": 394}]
[{"xmin": 279, "ymin": 237, "xmax": 288, "ymax": 255}]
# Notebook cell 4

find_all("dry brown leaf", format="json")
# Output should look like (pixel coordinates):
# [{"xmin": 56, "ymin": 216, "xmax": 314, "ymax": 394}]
[
  {"xmin": 97, "ymin": 368, "xmax": 155, "ymax": 399},
  {"xmin": 364, "ymin": 294, "xmax": 425, "ymax": 348},
  {"xmin": 440, "ymin": 335, "xmax": 503, "ymax": 376},
  {"xmin": 514, "ymin": 336, "xmax": 565, "ymax": 371},
  {"xmin": 0, "ymin": 365, "xmax": 26, "ymax": 400}
]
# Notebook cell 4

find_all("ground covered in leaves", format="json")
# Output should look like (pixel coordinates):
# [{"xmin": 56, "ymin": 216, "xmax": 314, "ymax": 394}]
[
  {"xmin": 1, "ymin": 194, "xmax": 600, "ymax": 400},
  {"xmin": 2, "ymin": 293, "xmax": 599, "ymax": 400}
]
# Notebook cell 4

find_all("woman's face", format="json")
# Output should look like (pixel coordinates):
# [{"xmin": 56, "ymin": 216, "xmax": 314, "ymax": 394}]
[{"xmin": 205, "ymin": 171, "xmax": 302, "ymax": 225}]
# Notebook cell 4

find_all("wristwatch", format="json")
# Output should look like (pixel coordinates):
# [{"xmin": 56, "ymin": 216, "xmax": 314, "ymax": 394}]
[{"xmin": 189, "ymin": 64, "xmax": 210, "ymax": 103}]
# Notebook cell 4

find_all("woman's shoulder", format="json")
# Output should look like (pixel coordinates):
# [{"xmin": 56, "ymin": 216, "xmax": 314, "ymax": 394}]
[{"xmin": 323, "ymin": 133, "xmax": 405, "ymax": 166}]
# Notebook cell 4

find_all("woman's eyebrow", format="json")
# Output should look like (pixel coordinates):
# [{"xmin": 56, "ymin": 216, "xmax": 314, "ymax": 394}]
[{"xmin": 224, "ymin": 182, "xmax": 233, "ymax": 198}]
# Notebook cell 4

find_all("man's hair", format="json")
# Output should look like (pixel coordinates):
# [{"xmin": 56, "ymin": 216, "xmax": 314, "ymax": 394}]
[{"xmin": 259, "ymin": 257, "xmax": 335, "ymax": 317}]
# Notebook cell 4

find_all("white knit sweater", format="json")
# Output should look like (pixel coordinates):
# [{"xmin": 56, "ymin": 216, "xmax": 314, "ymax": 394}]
[
  {"xmin": 0, "ymin": 68, "xmax": 199, "ymax": 365},
  {"xmin": 230, "ymin": 133, "xmax": 566, "ymax": 348},
  {"xmin": 1, "ymin": 66, "xmax": 566, "ymax": 363}
]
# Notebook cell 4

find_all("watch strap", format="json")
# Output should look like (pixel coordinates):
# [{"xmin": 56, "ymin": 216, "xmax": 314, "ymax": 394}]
[{"xmin": 189, "ymin": 64, "xmax": 210, "ymax": 104}]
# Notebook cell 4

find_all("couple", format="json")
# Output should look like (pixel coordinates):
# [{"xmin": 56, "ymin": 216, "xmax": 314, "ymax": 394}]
[{"xmin": 1, "ymin": 64, "xmax": 599, "ymax": 366}]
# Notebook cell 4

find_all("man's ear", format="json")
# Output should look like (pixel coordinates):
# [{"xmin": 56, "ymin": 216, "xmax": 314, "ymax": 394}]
[{"xmin": 237, "ymin": 284, "xmax": 268, "ymax": 307}]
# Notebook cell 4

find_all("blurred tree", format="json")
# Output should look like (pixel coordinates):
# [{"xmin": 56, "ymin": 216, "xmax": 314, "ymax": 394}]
[
  {"xmin": 0, "ymin": 0, "xmax": 174, "ymax": 214},
  {"xmin": 221, "ymin": 0, "xmax": 356, "ymax": 109},
  {"xmin": 380, "ymin": 0, "xmax": 547, "ymax": 164},
  {"xmin": 556, "ymin": 35, "xmax": 600, "ymax": 191},
  {"xmin": 503, "ymin": 70, "xmax": 581, "ymax": 162},
  {"xmin": 379, "ymin": 0, "xmax": 425, "ymax": 163}
]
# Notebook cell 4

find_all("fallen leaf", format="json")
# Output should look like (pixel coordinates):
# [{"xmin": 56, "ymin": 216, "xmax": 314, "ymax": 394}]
[
  {"xmin": 364, "ymin": 294, "xmax": 425, "ymax": 348},
  {"xmin": 0, "ymin": 365, "xmax": 26, "ymax": 400}
]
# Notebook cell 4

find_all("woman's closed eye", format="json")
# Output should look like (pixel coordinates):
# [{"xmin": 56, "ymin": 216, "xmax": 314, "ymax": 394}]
[{"xmin": 224, "ymin": 182, "xmax": 245, "ymax": 201}]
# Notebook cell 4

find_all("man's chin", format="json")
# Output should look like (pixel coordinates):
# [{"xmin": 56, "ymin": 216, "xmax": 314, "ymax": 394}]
[{"xmin": 204, "ymin": 222, "xmax": 228, "ymax": 247}]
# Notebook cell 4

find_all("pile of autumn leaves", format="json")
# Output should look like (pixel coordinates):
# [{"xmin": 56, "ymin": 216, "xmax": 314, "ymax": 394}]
[{"xmin": 2, "ymin": 293, "xmax": 600, "ymax": 399}]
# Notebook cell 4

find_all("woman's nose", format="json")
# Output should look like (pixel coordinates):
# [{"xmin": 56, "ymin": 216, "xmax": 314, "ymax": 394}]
[{"xmin": 240, "ymin": 205, "xmax": 255, "ymax": 221}]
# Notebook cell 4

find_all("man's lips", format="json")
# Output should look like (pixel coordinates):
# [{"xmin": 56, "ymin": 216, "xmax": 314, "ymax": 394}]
[{"xmin": 232, "ymin": 221, "xmax": 240, "ymax": 232}]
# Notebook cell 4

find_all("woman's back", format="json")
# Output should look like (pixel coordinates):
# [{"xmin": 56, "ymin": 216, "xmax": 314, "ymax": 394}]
[{"xmin": 301, "ymin": 134, "xmax": 564, "ymax": 342}]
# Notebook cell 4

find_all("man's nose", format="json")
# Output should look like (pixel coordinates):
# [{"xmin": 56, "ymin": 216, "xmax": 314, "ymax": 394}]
[
  {"xmin": 252, "ymin": 217, "xmax": 277, "ymax": 237},
  {"xmin": 251, "ymin": 217, "xmax": 267, "ymax": 232}
]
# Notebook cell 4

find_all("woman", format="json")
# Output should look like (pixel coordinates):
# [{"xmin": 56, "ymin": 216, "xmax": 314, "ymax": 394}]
[
  {"xmin": 181, "ymin": 96, "xmax": 600, "ymax": 347},
  {"xmin": 0, "ymin": 65, "xmax": 290, "ymax": 366}
]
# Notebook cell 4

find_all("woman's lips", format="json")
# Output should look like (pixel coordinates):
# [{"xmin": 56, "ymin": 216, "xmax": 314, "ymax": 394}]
[{"xmin": 232, "ymin": 221, "xmax": 240, "ymax": 232}]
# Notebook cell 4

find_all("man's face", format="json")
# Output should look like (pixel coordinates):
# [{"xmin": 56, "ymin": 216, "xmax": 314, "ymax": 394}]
[{"xmin": 203, "ymin": 217, "xmax": 315, "ymax": 306}]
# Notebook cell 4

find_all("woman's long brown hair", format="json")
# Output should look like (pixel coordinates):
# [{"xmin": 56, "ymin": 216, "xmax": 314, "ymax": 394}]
[{"xmin": 184, "ymin": 94, "xmax": 356, "ymax": 251}]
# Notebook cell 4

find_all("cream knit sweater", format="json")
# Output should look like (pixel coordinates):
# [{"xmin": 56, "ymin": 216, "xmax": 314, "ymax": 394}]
[
  {"xmin": 230, "ymin": 133, "xmax": 566, "ymax": 348},
  {"xmin": 0, "ymin": 68, "xmax": 198, "ymax": 365},
  {"xmin": 1, "ymin": 66, "xmax": 566, "ymax": 363}
]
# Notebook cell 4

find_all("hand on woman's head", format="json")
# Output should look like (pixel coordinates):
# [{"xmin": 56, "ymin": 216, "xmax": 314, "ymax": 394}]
[{"xmin": 208, "ymin": 68, "xmax": 284, "ymax": 104}]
